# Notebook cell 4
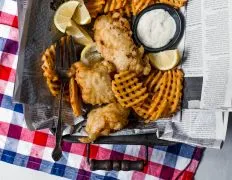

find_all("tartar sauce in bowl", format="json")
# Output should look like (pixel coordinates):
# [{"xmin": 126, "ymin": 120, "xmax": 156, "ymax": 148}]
[{"xmin": 137, "ymin": 9, "xmax": 176, "ymax": 49}]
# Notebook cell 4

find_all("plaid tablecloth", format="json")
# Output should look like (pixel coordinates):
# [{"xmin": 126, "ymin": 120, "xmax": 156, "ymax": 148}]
[{"xmin": 0, "ymin": 0, "xmax": 204, "ymax": 179}]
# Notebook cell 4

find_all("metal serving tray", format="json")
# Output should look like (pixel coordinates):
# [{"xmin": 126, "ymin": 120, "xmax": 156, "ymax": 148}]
[{"xmin": 17, "ymin": 0, "xmax": 176, "ymax": 171}]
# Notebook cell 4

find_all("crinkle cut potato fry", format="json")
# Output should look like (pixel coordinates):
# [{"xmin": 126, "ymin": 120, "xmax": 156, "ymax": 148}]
[
  {"xmin": 112, "ymin": 70, "xmax": 148, "ymax": 108},
  {"xmin": 86, "ymin": 0, "xmax": 106, "ymax": 18},
  {"xmin": 69, "ymin": 77, "xmax": 82, "ymax": 117},
  {"xmin": 132, "ymin": 69, "xmax": 184, "ymax": 122},
  {"xmin": 155, "ymin": 0, "xmax": 187, "ymax": 8},
  {"xmin": 132, "ymin": 93, "xmax": 153, "ymax": 120},
  {"xmin": 167, "ymin": 68, "xmax": 184, "ymax": 114},
  {"xmin": 147, "ymin": 71, "xmax": 168, "ymax": 119},
  {"xmin": 150, "ymin": 69, "xmax": 183, "ymax": 120},
  {"xmin": 41, "ymin": 37, "xmax": 82, "ymax": 116},
  {"xmin": 104, "ymin": 0, "xmax": 128, "ymax": 13},
  {"xmin": 41, "ymin": 42, "xmax": 70, "ymax": 102},
  {"xmin": 85, "ymin": 0, "xmax": 186, "ymax": 18},
  {"xmin": 132, "ymin": 0, "xmax": 186, "ymax": 15},
  {"xmin": 123, "ymin": 1, "xmax": 132, "ymax": 17},
  {"xmin": 132, "ymin": 0, "xmax": 153, "ymax": 15},
  {"xmin": 41, "ymin": 44, "xmax": 58, "ymax": 81}
]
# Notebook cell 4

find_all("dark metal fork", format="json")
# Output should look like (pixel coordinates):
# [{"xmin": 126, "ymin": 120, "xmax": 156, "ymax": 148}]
[{"xmin": 52, "ymin": 36, "xmax": 77, "ymax": 161}]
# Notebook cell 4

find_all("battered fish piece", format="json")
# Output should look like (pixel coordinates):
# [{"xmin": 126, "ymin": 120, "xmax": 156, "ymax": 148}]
[
  {"xmin": 75, "ymin": 61, "xmax": 116, "ymax": 105},
  {"xmin": 94, "ymin": 13, "xmax": 151, "ymax": 75},
  {"xmin": 79, "ymin": 103, "xmax": 130, "ymax": 143}
]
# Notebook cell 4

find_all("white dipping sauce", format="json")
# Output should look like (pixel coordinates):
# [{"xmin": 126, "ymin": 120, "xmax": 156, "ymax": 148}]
[{"xmin": 137, "ymin": 9, "xmax": 176, "ymax": 48}]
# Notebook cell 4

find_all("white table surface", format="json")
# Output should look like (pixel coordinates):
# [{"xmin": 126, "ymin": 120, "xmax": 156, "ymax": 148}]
[
  {"xmin": 195, "ymin": 113, "xmax": 232, "ymax": 180},
  {"xmin": 1, "ymin": 114, "xmax": 231, "ymax": 180},
  {"xmin": 0, "ymin": 161, "xmax": 67, "ymax": 180}
]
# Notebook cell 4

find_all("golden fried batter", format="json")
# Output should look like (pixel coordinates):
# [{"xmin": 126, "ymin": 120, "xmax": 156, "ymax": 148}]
[
  {"xmin": 94, "ymin": 13, "xmax": 151, "ymax": 75},
  {"xmin": 79, "ymin": 103, "xmax": 130, "ymax": 143},
  {"xmin": 112, "ymin": 70, "xmax": 148, "ymax": 108},
  {"xmin": 75, "ymin": 61, "xmax": 116, "ymax": 105},
  {"xmin": 133, "ymin": 69, "xmax": 184, "ymax": 122}
]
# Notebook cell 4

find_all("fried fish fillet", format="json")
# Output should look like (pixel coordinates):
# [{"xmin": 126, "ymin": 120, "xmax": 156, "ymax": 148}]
[
  {"xmin": 75, "ymin": 61, "xmax": 116, "ymax": 105},
  {"xmin": 79, "ymin": 103, "xmax": 130, "ymax": 143},
  {"xmin": 94, "ymin": 13, "xmax": 151, "ymax": 75}
]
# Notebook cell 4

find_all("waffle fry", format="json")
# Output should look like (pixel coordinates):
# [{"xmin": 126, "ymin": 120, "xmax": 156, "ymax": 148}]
[
  {"xmin": 112, "ymin": 71, "xmax": 148, "ymax": 108},
  {"xmin": 124, "ymin": 1, "xmax": 132, "ymax": 17},
  {"xmin": 110, "ymin": 0, "xmax": 116, "ymax": 11},
  {"xmin": 41, "ymin": 44, "xmax": 58, "ymax": 81},
  {"xmin": 133, "ymin": 93, "xmax": 153, "ymax": 120},
  {"xmin": 166, "ymin": 69, "xmax": 184, "ymax": 114},
  {"xmin": 104, "ymin": 0, "xmax": 127, "ymax": 13},
  {"xmin": 117, "ymin": 1, "xmax": 132, "ymax": 17},
  {"xmin": 86, "ymin": 0, "xmax": 105, "ymax": 18},
  {"xmin": 41, "ymin": 38, "xmax": 82, "ymax": 116},
  {"xmin": 41, "ymin": 43, "xmax": 71, "ymax": 102},
  {"xmin": 156, "ymin": 0, "xmax": 187, "ymax": 8},
  {"xmin": 46, "ymin": 78, "xmax": 70, "ymax": 102},
  {"xmin": 133, "ymin": 69, "xmax": 184, "ymax": 122},
  {"xmin": 46, "ymin": 78, "xmax": 60, "ymax": 97},
  {"xmin": 132, "ymin": 0, "xmax": 153, "ymax": 15},
  {"xmin": 104, "ymin": 0, "xmax": 111, "ymax": 12},
  {"xmin": 144, "ymin": 70, "xmax": 163, "ymax": 92},
  {"xmin": 147, "ymin": 71, "xmax": 168, "ymax": 119},
  {"xmin": 85, "ymin": 0, "xmax": 186, "ymax": 18},
  {"xmin": 41, "ymin": 44, "xmax": 61, "ymax": 98},
  {"xmin": 69, "ymin": 77, "xmax": 82, "ymax": 116}
]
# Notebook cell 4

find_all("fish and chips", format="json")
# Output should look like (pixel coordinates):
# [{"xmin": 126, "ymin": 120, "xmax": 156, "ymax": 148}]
[{"xmin": 41, "ymin": 0, "xmax": 187, "ymax": 142}]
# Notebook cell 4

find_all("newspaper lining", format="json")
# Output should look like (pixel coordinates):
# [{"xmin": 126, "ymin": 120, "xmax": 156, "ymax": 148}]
[
  {"xmin": 15, "ymin": 0, "xmax": 231, "ymax": 148},
  {"xmin": 159, "ymin": 0, "xmax": 232, "ymax": 148}
]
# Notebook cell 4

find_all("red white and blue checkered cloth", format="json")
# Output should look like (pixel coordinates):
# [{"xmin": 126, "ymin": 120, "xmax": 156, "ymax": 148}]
[{"xmin": 0, "ymin": 0, "xmax": 204, "ymax": 179}]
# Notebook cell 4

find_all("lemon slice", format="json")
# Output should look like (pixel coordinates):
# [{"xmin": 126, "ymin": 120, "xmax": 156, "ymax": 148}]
[
  {"xmin": 148, "ymin": 49, "xmax": 181, "ymax": 70},
  {"xmin": 66, "ymin": 20, "xmax": 93, "ymax": 46},
  {"xmin": 72, "ymin": 0, "xmax": 91, "ymax": 25},
  {"xmin": 81, "ymin": 43, "xmax": 103, "ymax": 65},
  {"xmin": 54, "ymin": 1, "xmax": 80, "ymax": 33}
]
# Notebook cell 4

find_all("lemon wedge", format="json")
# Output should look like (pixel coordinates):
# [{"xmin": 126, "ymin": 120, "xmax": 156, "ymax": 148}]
[
  {"xmin": 148, "ymin": 49, "xmax": 181, "ymax": 70},
  {"xmin": 81, "ymin": 43, "xmax": 103, "ymax": 65},
  {"xmin": 54, "ymin": 1, "xmax": 80, "ymax": 33},
  {"xmin": 72, "ymin": 0, "xmax": 91, "ymax": 25},
  {"xmin": 66, "ymin": 20, "xmax": 93, "ymax": 46}
]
